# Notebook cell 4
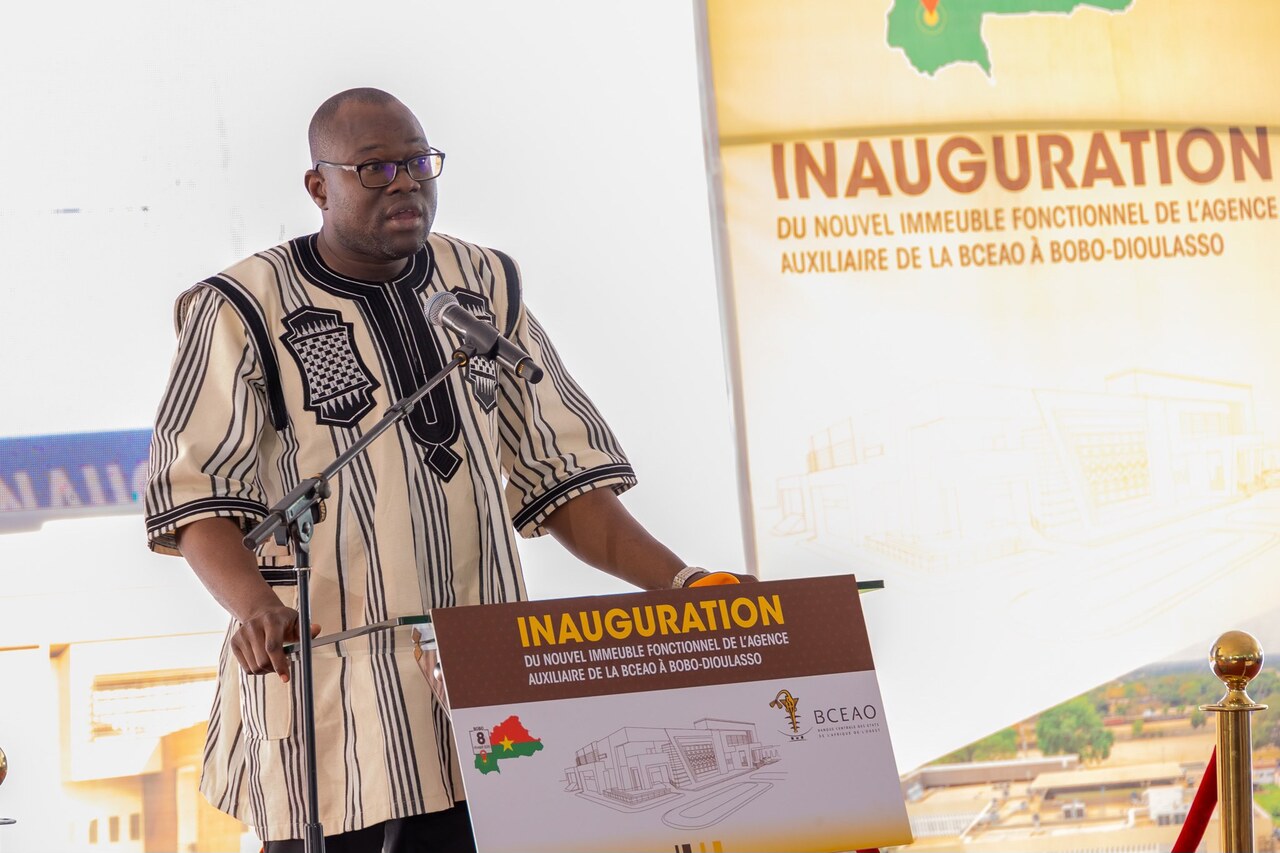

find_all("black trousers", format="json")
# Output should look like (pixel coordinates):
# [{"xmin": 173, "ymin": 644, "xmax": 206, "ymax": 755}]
[{"xmin": 264, "ymin": 802, "xmax": 476, "ymax": 853}]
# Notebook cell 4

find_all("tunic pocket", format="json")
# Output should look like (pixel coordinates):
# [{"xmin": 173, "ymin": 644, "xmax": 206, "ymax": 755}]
[{"xmin": 238, "ymin": 670, "xmax": 295, "ymax": 741}]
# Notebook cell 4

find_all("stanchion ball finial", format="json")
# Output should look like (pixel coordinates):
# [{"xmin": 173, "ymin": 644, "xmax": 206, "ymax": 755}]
[
  {"xmin": 0, "ymin": 747, "xmax": 7, "ymax": 787},
  {"xmin": 1210, "ymin": 630, "xmax": 1264, "ymax": 690}
]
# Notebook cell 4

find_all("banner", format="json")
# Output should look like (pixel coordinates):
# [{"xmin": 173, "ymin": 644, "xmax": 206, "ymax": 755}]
[
  {"xmin": 432, "ymin": 577, "xmax": 911, "ymax": 852},
  {"xmin": 0, "ymin": 430, "xmax": 151, "ymax": 533},
  {"xmin": 696, "ymin": 0, "xmax": 1280, "ymax": 770}
]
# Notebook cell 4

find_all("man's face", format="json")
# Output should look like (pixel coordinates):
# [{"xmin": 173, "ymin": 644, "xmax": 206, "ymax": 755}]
[{"xmin": 309, "ymin": 99, "xmax": 438, "ymax": 264}]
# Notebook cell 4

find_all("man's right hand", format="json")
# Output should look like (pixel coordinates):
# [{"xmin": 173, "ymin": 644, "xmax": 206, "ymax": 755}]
[
  {"xmin": 175, "ymin": 517, "xmax": 323, "ymax": 683},
  {"xmin": 230, "ymin": 605, "xmax": 322, "ymax": 682}
]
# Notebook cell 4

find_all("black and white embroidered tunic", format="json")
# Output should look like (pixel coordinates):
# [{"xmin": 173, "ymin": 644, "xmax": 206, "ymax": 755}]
[{"xmin": 144, "ymin": 233, "xmax": 635, "ymax": 840}]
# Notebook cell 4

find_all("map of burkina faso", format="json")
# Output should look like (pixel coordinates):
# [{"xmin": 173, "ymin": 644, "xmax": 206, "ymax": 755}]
[
  {"xmin": 474, "ymin": 715, "xmax": 543, "ymax": 775},
  {"xmin": 887, "ymin": 0, "xmax": 1134, "ymax": 76}
]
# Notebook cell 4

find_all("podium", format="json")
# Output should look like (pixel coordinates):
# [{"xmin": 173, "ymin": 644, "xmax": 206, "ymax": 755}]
[
  {"xmin": 287, "ymin": 577, "xmax": 909, "ymax": 852},
  {"xmin": 430, "ymin": 575, "xmax": 910, "ymax": 853}
]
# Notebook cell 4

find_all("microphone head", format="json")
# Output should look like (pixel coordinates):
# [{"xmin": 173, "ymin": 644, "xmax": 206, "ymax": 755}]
[{"xmin": 425, "ymin": 291, "xmax": 460, "ymax": 327}]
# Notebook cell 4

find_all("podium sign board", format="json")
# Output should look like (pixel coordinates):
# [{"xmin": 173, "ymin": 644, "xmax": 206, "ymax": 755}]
[{"xmin": 432, "ymin": 576, "xmax": 912, "ymax": 853}]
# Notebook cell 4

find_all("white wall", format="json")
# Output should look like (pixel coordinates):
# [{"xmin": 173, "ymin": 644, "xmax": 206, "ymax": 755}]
[{"xmin": 0, "ymin": 0, "xmax": 746, "ymax": 600}]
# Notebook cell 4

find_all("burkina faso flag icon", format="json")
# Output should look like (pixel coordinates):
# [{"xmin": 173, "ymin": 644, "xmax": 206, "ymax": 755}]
[{"xmin": 474, "ymin": 715, "xmax": 544, "ymax": 774}]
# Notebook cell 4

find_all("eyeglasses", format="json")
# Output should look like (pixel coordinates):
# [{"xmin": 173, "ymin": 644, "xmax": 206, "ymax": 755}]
[{"xmin": 314, "ymin": 149, "xmax": 446, "ymax": 188}]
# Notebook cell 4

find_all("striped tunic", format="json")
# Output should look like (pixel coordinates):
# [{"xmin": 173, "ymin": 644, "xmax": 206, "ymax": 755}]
[{"xmin": 144, "ymin": 233, "xmax": 635, "ymax": 840}]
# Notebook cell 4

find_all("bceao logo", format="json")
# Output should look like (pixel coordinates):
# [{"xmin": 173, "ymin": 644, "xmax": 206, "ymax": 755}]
[
  {"xmin": 768, "ymin": 688, "xmax": 811, "ymax": 741},
  {"xmin": 812, "ymin": 701, "xmax": 883, "ymax": 740}
]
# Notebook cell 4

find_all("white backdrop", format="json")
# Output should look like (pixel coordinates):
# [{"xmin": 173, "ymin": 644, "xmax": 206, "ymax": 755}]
[{"xmin": 0, "ymin": 0, "xmax": 746, "ymax": 597}]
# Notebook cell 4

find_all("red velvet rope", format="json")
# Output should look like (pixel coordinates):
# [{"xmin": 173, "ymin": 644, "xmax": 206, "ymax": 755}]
[{"xmin": 1173, "ymin": 747, "xmax": 1217, "ymax": 853}]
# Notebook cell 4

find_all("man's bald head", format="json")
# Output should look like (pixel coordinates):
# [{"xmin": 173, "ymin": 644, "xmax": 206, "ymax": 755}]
[
  {"xmin": 308, "ymin": 87, "xmax": 405, "ymax": 164},
  {"xmin": 303, "ymin": 88, "xmax": 438, "ymax": 279}
]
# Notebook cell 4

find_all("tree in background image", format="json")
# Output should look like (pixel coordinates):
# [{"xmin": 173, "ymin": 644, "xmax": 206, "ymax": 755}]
[
  {"xmin": 933, "ymin": 727, "xmax": 1018, "ymax": 764},
  {"xmin": 1251, "ymin": 669, "xmax": 1280, "ymax": 700},
  {"xmin": 1125, "ymin": 681, "xmax": 1150, "ymax": 700},
  {"xmin": 1101, "ymin": 683, "xmax": 1125, "ymax": 710},
  {"xmin": 1177, "ymin": 678, "xmax": 1211, "ymax": 708},
  {"xmin": 1036, "ymin": 697, "xmax": 1114, "ymax": 762},
  {"xmin": 1252, "ymin": 705, "xmax": 1280, "ymax": 750},
  {"xmin": 1190, "ymin": 709, "xmax": 1207, "ymax": 729}
]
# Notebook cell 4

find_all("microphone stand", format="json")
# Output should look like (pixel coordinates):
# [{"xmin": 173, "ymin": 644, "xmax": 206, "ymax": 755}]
[{"xmin": 242, "ymin": 342, "xmax": 478, "ymax": 853}]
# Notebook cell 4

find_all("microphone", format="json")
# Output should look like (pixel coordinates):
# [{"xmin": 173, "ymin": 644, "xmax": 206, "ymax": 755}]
[{"xmin": 425, "ymin": 291, "xmax": 544, "ymax": 384}]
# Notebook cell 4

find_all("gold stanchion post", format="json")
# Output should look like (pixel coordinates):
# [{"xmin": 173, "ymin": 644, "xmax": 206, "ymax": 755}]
[
  {"xmin": 1203, "ymin": 631, "xmax": 1266, "ymax": 853},
  {"xmin": 0, "ymin": 744, "xmax": 13, "ymax": 828}
]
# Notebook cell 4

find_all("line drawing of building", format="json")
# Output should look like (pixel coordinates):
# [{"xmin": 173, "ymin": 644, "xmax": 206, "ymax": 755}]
[
  {"xmin": 563, "ymin": 718, "xmax": 780, "ymax": 829},
  {"xmin": 770, "ymin": 370, "xmax": 1279, "ymax": 573}
]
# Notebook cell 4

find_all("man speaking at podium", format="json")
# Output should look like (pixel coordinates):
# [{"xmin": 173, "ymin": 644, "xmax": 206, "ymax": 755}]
[{"xmin": 143, "ymin": 88, "xmax": 741, "ymax": 852}]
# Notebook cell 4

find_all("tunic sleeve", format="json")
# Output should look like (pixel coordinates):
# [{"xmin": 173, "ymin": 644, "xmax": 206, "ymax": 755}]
[
  {"xmin": 498, "ymin": 302, "xmax": 637, "ymax": 538},
  {"xmin": 144, "ymin": 286, "xmax": 273, "ymax": 555}
]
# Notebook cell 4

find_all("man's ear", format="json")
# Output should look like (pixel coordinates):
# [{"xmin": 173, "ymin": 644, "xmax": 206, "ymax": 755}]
[{"xmin": 304, "ymin": 169, "xmax": 327, "ymax": 210}]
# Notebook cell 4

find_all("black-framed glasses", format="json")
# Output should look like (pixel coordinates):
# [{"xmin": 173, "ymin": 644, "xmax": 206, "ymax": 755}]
[{"xmin": 315, "ymin": 149, "xmax": 446, "ymax": 188}]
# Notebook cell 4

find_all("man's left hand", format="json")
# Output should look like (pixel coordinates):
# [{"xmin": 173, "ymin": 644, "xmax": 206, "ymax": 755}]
[{"xmin": 688, "ymin": 570, "xmax": 757, "ymax": 587}]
